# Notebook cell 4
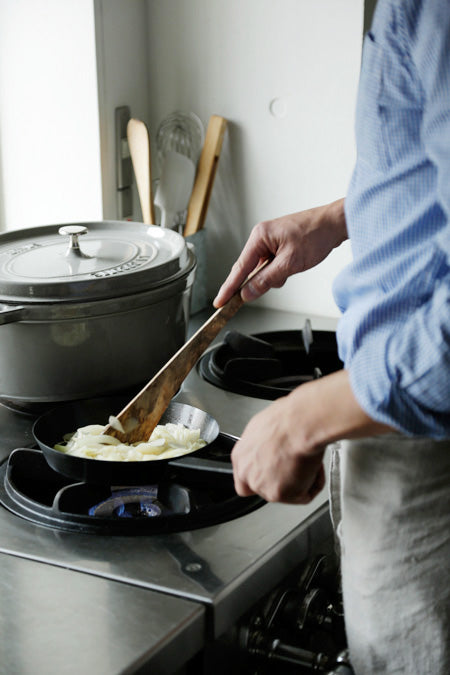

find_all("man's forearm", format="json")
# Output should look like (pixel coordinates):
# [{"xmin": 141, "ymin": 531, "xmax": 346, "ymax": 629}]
[{"xmin": 287, "ymin": 369, "xmax": 394, "ymax": 455}]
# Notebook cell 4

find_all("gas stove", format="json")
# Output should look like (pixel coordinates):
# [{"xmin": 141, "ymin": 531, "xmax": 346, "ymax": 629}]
[
  {"xmin": 0, "ymin": 434, "xmax": 264, "ymax": 535},
  {"xmin": 0, "ymin": 306, "xmax": 347, "ymax": 675}
]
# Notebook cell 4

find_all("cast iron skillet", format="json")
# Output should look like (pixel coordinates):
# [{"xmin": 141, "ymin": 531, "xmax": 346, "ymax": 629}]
[{"xmin": 33, "ymin": 396, "xmax": 219, "ymax": 485}]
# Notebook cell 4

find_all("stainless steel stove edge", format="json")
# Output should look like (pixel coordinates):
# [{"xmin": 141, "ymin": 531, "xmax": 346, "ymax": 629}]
[
  {"xmin": 0, "ymin": 497, "xmax": 332, "ymax": 642},
  {"xmin": 0, "ymin": 549, "xmax": 205, "ymax": 675}
]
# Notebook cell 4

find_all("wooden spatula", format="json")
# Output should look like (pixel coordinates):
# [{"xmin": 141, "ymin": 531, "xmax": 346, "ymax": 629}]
[
  {"xmin": 103, "ymin": 260, "xmax": 269, "ymax": 444},
  {"xmin": 127, "ymin": 118, "xmax": 156, "ymax": 225},
  {"xmin": 183, "ymin": 115, "xmax": 227, "ymax": 237}
]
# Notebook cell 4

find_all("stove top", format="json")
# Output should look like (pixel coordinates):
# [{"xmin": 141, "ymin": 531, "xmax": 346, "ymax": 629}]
[
  {"xmin": 0, "ymin": 306, "xmax": 339, "ymax": 673},
  {"xmin": 199, "ymin": 326, "xmax": 342, "ymax": 399},
  {"xmin": 0, "ymin": 435, "xmax": 264, "ymax": 535}
]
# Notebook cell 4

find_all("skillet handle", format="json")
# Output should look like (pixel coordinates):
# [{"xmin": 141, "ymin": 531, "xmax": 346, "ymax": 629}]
[{"xmin": 0, "ymin": 303, "xmax": 26, "ymax": 325}]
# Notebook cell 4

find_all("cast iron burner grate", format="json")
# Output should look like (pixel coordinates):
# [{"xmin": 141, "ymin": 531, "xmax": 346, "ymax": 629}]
[
  {"xmin": 198, "ymin": 328, "xmax": 343, "ymax": 400},
  {"xmin": 0, "ymin": 433, "xmax": 264, "ymax": 535}
]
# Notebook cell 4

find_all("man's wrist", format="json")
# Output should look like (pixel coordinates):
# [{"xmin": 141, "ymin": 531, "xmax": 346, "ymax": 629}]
[{"xmin": 320, "ymin": 198, "xmax": 348, "ymax": 249}]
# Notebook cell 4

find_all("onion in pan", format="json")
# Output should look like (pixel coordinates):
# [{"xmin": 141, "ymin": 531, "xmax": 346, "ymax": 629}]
[{"xmin": 54, "ymin": 422, "xmax": 207, "ymax": 462}]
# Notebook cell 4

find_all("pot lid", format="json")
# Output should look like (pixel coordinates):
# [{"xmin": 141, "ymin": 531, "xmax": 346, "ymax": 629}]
[{"xmin": 0, "ymin": 221, "xmax": 195, "ymax": 302}]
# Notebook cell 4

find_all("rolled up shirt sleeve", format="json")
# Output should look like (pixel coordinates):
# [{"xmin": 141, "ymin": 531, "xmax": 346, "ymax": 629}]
[
  {"xmin": 335, "ymin": 0, "xmax": 450, "ymax": 438},
  {"xmin": 348, "ymin": 270, "xmax": 450, "ymax": 437}
]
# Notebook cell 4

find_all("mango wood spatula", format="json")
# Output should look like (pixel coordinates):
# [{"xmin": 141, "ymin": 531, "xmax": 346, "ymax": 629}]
[
  {"xmin": 103, "ymin": 260, "xmax": 269, "ymax": 444},
  {"xmin": 183, "ymin": 115, "xmax": 227, "ymax": 237}
]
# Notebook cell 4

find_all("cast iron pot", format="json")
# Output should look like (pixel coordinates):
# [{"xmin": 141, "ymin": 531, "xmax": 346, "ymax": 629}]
[
  {"xmin": 33, "ymin": 396, "xmax": 219, "ymax": 485},
  {"xmin": 0, "ymin": 221, "xmax": 196, "ymax": 407}
]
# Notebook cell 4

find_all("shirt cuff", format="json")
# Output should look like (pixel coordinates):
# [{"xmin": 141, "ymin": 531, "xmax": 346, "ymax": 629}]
[{"xmin": 347, "ymin": 327, "xmax": 450, "ymax": 439}]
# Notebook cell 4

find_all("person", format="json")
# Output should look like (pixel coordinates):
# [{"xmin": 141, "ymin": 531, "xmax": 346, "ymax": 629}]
[{"xmin": 213, "ymin": 1, "xmax": 450, "ymax": 673}]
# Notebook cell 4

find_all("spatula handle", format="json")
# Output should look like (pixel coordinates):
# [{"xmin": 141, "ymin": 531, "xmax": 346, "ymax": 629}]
[
  {"xmin": 127, "ymin": 118, "xmax": 156, "ymax": 225},
  {"xmin": 104, "ymin": 260, "xmax": 269, "ymax": 443}
]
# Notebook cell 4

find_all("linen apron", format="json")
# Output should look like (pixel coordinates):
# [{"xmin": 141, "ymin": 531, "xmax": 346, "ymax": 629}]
[{"xmin": 330, "ymin": 436, "xmax": 450, "ymax": 674}]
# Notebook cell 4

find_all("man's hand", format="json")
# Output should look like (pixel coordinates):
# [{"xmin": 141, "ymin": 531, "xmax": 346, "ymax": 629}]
[
  {"xmin": 231, "ymin": 370, "xmax": 393, "ymax": 504},
  {"xmin": 232, "ymin": 395, "xmax": 327, "ymax": 503},
  {"xmin": 213, "ymin": 198, "xmax": 347, "ymax": 307}
]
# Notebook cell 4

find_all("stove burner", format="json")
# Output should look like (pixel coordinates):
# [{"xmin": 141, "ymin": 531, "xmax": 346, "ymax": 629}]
[
  {"xmin": 89, "ymin": 487, "xmax": 162, "ymax": 518},
  {"xmin": 199, "ymin": 328, "xmax": 343, "ymax": 400},
  {"xmin": 121, "ymin": 501, "xmax": 161, "ymax": 518},
  {"xmin": 0, "ymin": 434, "xmax": 264, "ymax": 535}
]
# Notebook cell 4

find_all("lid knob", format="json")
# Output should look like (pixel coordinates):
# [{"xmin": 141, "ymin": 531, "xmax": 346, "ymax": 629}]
[{"xmin": 58, "ymin": 225, "xmax": 92, "ymax": 258}]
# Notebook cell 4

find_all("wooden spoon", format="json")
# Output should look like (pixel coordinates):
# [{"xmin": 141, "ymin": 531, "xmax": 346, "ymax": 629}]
[
  {"xmin": 127, "ymin": 118, "xmax": 156, "ymax": 225},
  {"xmin": 103, "ymin": 260, "xmax": 270, "ymax": 444}
]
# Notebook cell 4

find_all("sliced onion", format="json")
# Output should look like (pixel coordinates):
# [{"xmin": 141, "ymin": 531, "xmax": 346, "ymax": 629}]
[
  {"xmin": 108, "ymin": 415, "xmax": 125, "ymax": 434},
  {"xmin": 54, "ymin": 422, "xmax": 206, "ymax": 462}
]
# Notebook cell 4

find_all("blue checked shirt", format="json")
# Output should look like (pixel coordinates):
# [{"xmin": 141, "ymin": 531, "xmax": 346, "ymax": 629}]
[{"xmin": 333, "ymin": 0, "xmax": 450, "ymax": 437}]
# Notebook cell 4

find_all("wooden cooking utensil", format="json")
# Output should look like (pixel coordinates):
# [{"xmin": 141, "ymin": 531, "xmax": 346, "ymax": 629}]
[
  {"xmin": 127, "ymin": 118, "xmax": 156, "ymax": 225},
  {"xmin": 183, "ymin": 115, "xmax": 227, "ymax": 237},
  {"xmin": 103, "ymin": 260, "xmax": 270, "ymax": 444}
]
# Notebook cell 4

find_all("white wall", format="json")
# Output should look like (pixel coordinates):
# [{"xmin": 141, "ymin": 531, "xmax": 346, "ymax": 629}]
[
  {"xmin": 93, "ymin": 0, "xmax": 149, "ymax": 220},
  {"xmin": 145, "ymin": 0, "xmax": 363, "ymax": 317},
  {"xmin": 0, "ymin": 0, "xmax": 103, "ymax": 231},
  {"xmin": 0, "ymin": 0, "xmax": 363, "ymax": 319}
]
